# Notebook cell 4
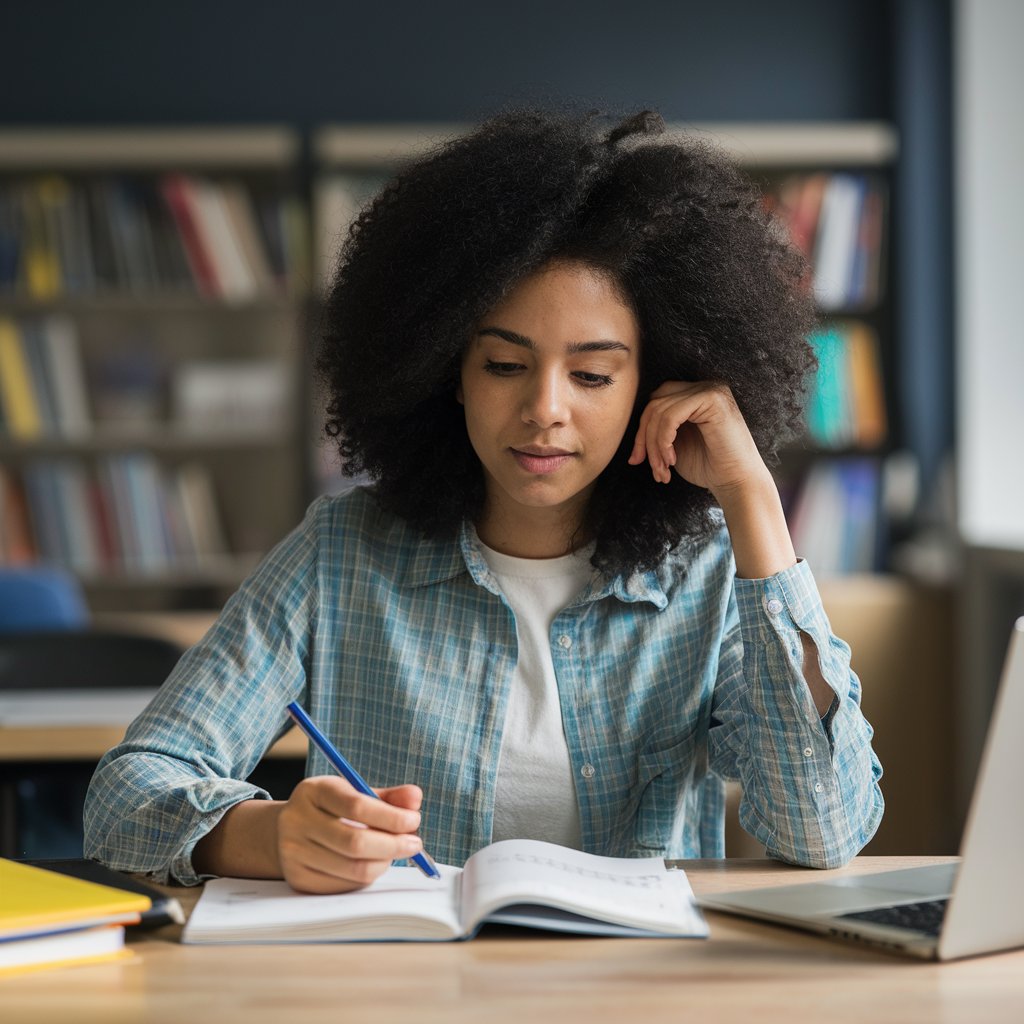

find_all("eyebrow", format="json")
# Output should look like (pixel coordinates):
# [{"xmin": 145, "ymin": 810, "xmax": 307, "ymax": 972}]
[{"xmin": 476, "ymin": 326, "xmax": 632, "ymax": 355}]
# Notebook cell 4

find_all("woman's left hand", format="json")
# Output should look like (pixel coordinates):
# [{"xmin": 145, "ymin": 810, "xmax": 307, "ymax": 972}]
[{"xmin": 628, "ymin": 381, "xmax": 770, "ymax": 502}]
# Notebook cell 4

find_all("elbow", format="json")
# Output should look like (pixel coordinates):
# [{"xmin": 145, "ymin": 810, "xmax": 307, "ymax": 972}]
[
  {"xmin": 770, "ymin": 843, "xmax": 858, "ymax": 871},
  {"xmin": 768, "ymin": 788, "xmax": 885, "ymax": 871}
]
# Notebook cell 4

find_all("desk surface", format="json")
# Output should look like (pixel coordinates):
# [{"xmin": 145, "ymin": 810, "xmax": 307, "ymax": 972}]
[
  {"xmin": 0, "ymin": 725, "xmax": 306, "ymax": 761},
  {"xmin": 3, "ymin": 857, "xmax": 1022, "ymax": 1024}
]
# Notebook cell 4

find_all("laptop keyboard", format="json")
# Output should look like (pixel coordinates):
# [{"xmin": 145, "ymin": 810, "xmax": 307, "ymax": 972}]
[{"xmin": 839, "ymin": 898, "xmax": 949, "ymax": 937}]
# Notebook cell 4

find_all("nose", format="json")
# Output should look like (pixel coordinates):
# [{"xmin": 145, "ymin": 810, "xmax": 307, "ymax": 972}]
[{"xmin": 521, "ymin": 369, "xmax": 569, "ymax": 428}]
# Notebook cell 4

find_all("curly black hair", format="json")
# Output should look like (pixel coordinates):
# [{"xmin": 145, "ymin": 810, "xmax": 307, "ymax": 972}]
[{"xmin": 317, "ymin": 108, "xmax": 816, "ymax": 576}]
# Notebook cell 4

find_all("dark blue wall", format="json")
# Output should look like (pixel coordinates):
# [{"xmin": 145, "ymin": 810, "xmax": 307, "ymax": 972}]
[
  {"xmin": 0, "ymin": 0, "xmax": 952, "ymax": 511},
  {"xmin": 1, "ymin": 1, "xmax": 892, "ymax": 124}
]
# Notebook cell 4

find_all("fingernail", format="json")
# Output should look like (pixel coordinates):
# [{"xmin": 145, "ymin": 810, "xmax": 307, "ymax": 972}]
[{"xmin": 402, "ymin": 837, "xmax": 422, "ymax": 855}]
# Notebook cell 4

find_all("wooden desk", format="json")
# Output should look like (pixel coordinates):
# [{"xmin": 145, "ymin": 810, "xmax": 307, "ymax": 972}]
[
  {"xmin": 2, "ymin": 858, "xmax": 1022, "ymax": 1024},
  {"xmin": 0, "ymin": 725, "xmax": 306, "ymax": 762}
]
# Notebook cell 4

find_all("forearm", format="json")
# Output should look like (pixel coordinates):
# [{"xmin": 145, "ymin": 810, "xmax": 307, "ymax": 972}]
[
  {"xmin": 192, "ymin": 800, "xmax": 286, "ymax": 879},
  {"xmin": 711, "ymin": 559, "xmax": 884, "ymax": 866},
  {"xmin": 715, "ymin": 469, "xmax": 796, "ymax": 580},
  {"xmin": 716, "ymin": 472, "xmax": 834, "ymax": 716},
  {"xmin": 83, "ymin": 747, "xmax": 272, "ymax": 884}
]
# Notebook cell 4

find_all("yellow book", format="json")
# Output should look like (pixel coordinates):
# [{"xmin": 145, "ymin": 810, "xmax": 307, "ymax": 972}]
[
  {"xmin": 845, "ymin": 321, "xmax": 888, "ymax": 449},
  {"xmin": 21, "ymin": 178, "xmax": 63, "ymax": 299},
  {"xmin": 0, "ymin": 317, "xmax": 43, "ymax": 438},
  {"xmin": 0, "ymin": 859, "xmax": 150, "ymax": 938}
]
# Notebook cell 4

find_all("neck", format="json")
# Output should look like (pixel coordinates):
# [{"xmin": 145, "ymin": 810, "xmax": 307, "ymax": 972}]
[{"xmin": 475, "ymin": 496, "xmax": 589, "ymax": 559}]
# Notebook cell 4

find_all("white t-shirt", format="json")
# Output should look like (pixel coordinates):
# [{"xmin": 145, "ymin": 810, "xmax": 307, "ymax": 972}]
[{"xmin": 477, "ymin": 538, "xmax": 594, "ymax": 849}]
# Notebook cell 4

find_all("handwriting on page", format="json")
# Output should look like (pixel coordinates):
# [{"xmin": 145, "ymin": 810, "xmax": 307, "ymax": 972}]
[{"xmin": 482, "ymin": 851, "xmax": 663, "ymax": 888}]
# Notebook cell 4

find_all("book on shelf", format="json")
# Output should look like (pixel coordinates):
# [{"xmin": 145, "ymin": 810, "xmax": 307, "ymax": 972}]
[
  {"xmin": 38, "ymin": 314, "xmax": 92, "ymax": 436},
  {"xmin": 220, "ymin": 181, "xmax": 277, "ymax": 294},
  {"xmin": 16, "ymin": 455, "xmax": 230, "ymax": 576},
  {"xmin": 183, "ymin": 838, "xmax": 707, "ymax": 944},
  {"xmin": 104, "ymin": 178, "xmax": 162, "ymax": 293},
  {"xmin": 787, "ymin": 457, "xmax": 882, "ymax": 575},
  {"xmin": 171, "ymin": 358, "xmax": 288, "ymax": 434},
  {"xmin": 812, "ymin": 174, "xmax": 865, "ymax": 311},
  {"xmin": 0, "ymin": 315, "xmax": 43, "ymax": 438},
  {"xmin": 0, "ymin": 466, "xmax": 36, "ymax": 564},
  {"xmin": 160, "ymin": 174, "xmax": 220, "ymax": 296},
  {"xmin": 0, "ymin": 174, "xmax": 304, "ymax": 300},
  {"xmin": 0, "ymin": 314, "xmax": 91, "ymax": 439},
  {"xmin": 18, "ymin": 179, "xmax": 62, "ymax": 299},
  {"xmin": 766, "ymin": 172, "xmax": 886, "ymax": 312},
  {"xmin": 0, "ymin": 858, "xmax": 150, "ymax": 978},
  {"xmin": 171, "ymin": 461, "xmax": 230, "ymax": 565},
  {"xmin": 183, "ymin": 177, "xmax": 261, "ymax": 302},
  {"xmin": 806, "ymin": 322, "xmax": 887, "ymax": 450}
]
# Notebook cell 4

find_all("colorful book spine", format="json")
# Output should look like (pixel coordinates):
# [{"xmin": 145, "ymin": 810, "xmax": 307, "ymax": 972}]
[{"xmin": 0, "ymin": 316, "xmax": 43, "ymax": 438}]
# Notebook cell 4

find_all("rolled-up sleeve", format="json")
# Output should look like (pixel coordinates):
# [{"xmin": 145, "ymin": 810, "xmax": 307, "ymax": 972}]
[
  {"xmin": 83, "ymin": 500, "xmax": 324, "ymax": 884},
  {"xmin": 707, "ymin": 558, "xmax": 884, "ymax": 868}
]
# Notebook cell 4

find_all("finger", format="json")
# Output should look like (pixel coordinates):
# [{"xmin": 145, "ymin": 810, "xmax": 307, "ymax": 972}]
[
  {"xmin": 642, "ymin": 401, "xmax": 676, "ymax": 483},
  {"xmin": 649, "ymin": 379, "xmax": 697, "ymax": 400},
  {"xmin": 376, "ymin": 783, "xmax": 424, "ymax": 812},
  {"xmin": 305, "ymin": 776, "xmax": 422, "ymax": 835},
  {"xmin": 302, "ymin": 816, "xmax": 424, "ymax": 863},
  {"xmin": 632, "ymin": 397, "xmax": 669, "ymax": 472},
  {"xmin": 628, "ymin": 404, "xmax": 652, "ymax": 465}
]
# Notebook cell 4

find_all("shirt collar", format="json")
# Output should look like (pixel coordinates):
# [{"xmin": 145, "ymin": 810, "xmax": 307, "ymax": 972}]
[{"xmin": 397, "ymin": 519, "xmax": 668, "ymax": 609}]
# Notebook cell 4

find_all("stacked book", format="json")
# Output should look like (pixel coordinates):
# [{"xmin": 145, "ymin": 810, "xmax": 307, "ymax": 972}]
[
  {"xmin": 0, "ymin": 174, "xmax": 308, "ymax": 301},
  {"xmin": 0, "ymin": 859, "xmax": 150, "ymax": 977}
]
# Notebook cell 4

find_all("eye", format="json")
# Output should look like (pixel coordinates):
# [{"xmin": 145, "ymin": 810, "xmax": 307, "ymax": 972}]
[
  {"xmin": 573, "ymin": 371, "xmax": 614, "ymax": 388},
  {"xmin": 483, "ymin": 360, "xmax": 523, "ymax": 376}
]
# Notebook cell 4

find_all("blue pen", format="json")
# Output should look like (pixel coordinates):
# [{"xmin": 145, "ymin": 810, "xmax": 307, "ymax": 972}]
[{"xmin": 285, "ymin": 700, "xmax": 441, "ymax": 880}]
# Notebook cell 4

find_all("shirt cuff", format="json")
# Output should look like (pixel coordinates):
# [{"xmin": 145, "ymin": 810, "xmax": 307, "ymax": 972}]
[
  {"xmin": 164, "ymin": 783, "xmax": 272, "ymax": 886},
  {"xmin": 732, "ymin": 558, "xmax": 847, "ymax": 709}
]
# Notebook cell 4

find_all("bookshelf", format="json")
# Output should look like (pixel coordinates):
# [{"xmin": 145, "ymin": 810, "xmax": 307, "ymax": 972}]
[
  {"xmin": 311, "ymin": 121, "xmax": 900, "ymax": 573},
  {"xmin": 0, "ymin": 127, "xmax": 310, "ymax": 612},
  {"xmin": 0, "ymin": 121, "xmax": 900, "ymax": 611}
]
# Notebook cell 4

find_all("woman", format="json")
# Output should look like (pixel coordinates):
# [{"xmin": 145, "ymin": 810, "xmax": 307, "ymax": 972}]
[{"xmin": 85, "ymin": 109, "xmax": 883, "ymax": 892}]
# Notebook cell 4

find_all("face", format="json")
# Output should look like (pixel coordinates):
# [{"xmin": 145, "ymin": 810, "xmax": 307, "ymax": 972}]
[{"xmin": 458, "ymin": 261, "xmax": 641, "ymax": 556}]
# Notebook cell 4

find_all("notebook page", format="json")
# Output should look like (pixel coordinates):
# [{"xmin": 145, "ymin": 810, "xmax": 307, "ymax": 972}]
[
  {"xmin": 460, "ymin": 839, "xmax": 706, "ymax": 935},
  {"xmin": 183, "ymin": 863, "xmax": 463, "ymax": 943}
]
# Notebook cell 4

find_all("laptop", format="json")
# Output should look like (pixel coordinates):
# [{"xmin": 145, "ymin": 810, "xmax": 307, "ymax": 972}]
[{"xmin": 699, "ymin": 616, "xmax": 1024, "ymax": 960}]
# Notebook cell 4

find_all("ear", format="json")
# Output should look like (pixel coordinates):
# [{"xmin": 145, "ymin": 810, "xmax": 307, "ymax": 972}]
[{"xmin": 455, "ymin": 383, "xmax": 464, "ymax": 405}]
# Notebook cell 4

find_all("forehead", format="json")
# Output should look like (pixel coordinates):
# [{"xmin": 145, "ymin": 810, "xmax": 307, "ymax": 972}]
[{"xmin": 479, "ymin": 262, "xmax": 640, "ymax": 346}]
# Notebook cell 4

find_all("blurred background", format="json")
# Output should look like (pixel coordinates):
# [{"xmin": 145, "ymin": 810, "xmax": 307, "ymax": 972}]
[{"xmin": 0, "ymin": 0, "xmax": 1020, "ymax": 859}]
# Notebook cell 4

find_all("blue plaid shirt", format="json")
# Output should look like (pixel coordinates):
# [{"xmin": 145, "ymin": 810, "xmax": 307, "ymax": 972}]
[{"xmin": 85, "ymin": 487, "xmax": 883, "ymax": 884}]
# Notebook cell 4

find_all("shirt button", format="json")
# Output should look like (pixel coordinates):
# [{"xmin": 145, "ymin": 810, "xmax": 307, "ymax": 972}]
[
  {"xmin": 580, "ymin": 763, "xmax": 596, "ymax": 779},
  {"xmin": 766, "ymin": 598, "xmax": 783, "ymax": 615},
  {"xmin": 558, "ymin": 634, "xmax": 573, "ymax": 649},
  {"xmin": 814, "ymin": 782, "xmax": 824, "ymax": 793},
  {"xmin": 803, "ymin": 747, "xmax": 813, "ymax": 757}
]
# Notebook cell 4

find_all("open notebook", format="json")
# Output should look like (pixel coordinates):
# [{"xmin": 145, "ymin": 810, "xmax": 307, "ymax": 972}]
[{"xmin": 183, "ymin": 839, "xmax": 707, "ymax": 943}]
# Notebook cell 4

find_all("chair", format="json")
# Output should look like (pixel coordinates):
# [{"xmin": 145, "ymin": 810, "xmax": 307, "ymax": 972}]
[
  {"xmin": 0, "ymin": 629, "xmax": 184, "ymax": 690},
  {"xmin": 0, "ymin": 612, "xmax": 186, "ymax": 858},
  {"xmin": 0, "ymin": 567, "xmax": 89, "ymax": 633}
]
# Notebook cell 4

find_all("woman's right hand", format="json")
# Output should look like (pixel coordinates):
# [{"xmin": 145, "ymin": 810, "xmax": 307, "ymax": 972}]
[{"xmin": 275, "ymin": 776, "xmax": 425, "ymax": 894}]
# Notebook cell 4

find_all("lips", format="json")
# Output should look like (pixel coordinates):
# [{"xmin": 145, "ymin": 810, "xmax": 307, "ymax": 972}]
[{"xmin": 509, "ymin": 445, "xmax": 576, "ymax": 475}]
